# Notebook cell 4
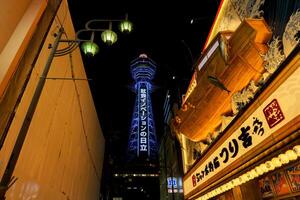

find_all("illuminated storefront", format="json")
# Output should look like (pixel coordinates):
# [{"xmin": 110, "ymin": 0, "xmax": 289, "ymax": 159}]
[
  {"xmin": 172, "ymin": 0, "xmax": 300, "ymax": 199},
  {"xmin": 183, "ymin": 43, "xmax": 300, "ymax": 199}
]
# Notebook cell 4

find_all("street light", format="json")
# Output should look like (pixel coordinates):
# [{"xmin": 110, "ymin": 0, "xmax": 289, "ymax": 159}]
[
  {"xmin": 81, "ymin": 32, "xmax": 99, "ymax": 56},
  {"xmin": 56, "ymin": 14, "xmax": 133, "ymax": 57},
  {"xmin": 81, "ymin": 41, "xmax": 99, "ymax": 56},
  {"xmin": 119, "ymin": 20, "xmax": 133, "ymax": 33}
]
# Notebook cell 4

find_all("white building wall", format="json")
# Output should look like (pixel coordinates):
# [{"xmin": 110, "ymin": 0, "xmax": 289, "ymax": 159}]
[{"xmin": 0, "ymin": 0, "xmax": 105, "ymax": 199}]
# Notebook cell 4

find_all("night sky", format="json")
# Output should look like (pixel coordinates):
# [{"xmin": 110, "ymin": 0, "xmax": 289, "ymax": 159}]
[{"xmin": 68, "ymin": 0, "xmax": 220, "ymax": 161}]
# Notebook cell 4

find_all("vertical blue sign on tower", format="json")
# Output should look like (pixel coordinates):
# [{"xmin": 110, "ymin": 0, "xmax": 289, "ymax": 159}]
[
  {"xmin": 138, "ymin": 82, "xmax": 148, "ymax": 157},
  {"xmin": 127, "ymin": 54, "xmax": 158, "ymax": 161}
]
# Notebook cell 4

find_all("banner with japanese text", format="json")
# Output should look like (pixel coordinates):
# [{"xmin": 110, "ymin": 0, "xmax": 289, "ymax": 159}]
[
  {"xmin": 184, "ymin": 65, "xmax": 300, "ymax": 195},
  {"xmin": 138, "ymin": 82, "xmax": 149, "ymax": 158}
]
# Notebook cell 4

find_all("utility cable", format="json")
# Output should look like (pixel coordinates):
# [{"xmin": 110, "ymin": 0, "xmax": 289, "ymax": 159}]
[{"xmin": 68, "ymin": 53, "xmax": 101, "ymax": 182}]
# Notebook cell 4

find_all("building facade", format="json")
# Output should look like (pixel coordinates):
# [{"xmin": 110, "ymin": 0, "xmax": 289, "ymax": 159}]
[
  {"xmin": 159, "ymin": 90, "xmax": 184, "ymax": 200},
  {"xmin": 0, "ymin": 0, "xmax": 105, "ymax": 199},
  {"xmin": 171, "ymin": 0, "xmax": 300, "ymax": 199}
]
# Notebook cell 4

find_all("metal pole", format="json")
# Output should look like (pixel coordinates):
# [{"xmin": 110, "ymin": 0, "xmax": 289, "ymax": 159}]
[{"xmin": 0, "ymin": 27, "xmax": 64, "ymax": 195}]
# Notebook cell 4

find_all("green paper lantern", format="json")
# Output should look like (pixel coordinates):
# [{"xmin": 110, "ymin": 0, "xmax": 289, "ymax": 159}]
[
  {"xmin": 81, "ymin": 41, "xmax": 99, "ymax": 56},
  {"xmin": 119, "ymin": 20, "xmax": 133, "ymax": 33},
  {"xmin": 101, "ymin": 30, "xmax": 117, "ymax": 45}
]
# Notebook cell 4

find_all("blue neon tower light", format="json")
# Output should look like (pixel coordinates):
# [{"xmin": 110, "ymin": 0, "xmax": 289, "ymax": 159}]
[{"xmin": 127, "ymin": 54, "xmax": 158, "ymax": 161}]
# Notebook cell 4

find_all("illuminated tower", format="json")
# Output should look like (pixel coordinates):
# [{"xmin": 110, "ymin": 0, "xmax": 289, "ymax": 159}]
[{"xmin": 127, "ymin": 54, "xmax": 158, "ymax": 161}]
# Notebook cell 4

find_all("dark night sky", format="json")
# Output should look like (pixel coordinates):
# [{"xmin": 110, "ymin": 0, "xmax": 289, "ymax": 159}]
[{"xmin": 68, "ymin": 0, "xmax": 220, "ymax": 160}]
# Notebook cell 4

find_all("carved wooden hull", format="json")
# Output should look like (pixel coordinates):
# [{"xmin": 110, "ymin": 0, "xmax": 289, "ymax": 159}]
[{"xmin": 174, "ymin": 19, "xmax": 272, "ymax": 141}]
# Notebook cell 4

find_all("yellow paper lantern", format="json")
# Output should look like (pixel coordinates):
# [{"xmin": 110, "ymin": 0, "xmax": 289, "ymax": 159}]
[
  {"xmin": 207, "ymin": 192, "xmax": 212, "ymax": 198},
  {"xmin": 293, "ymin": 145, "xmax": 300, "ymax": 156},
  {"xmin": 255, "ymin": 166, "xmax": 264, "ymax": 175},
  {"xmin": 238, "ymin": 175, "xmax": 245, "ymax": 184},
  {"xmin": 246, "ymin": 171, "xmax": 254, "ymax": 180},
  {"xmin": 233, "ymin": 178, "xmax": 240, "ymax": 186},
  {"xmin": 219, "ymin": 185, "xmax": 225, "ymax": 192},
  {"xmin": 285, "ymin": 149, "xmax": 298, "ymax": 161},
  {"xmin": 241, "ymin": 174, "xmax": 249, "ymax": 183},
  {"xmin": 259, "ymin": 163, "xmax": 268, "ymax": 173},
  {"xmin": 271, "ymin": 157, "xmax": 282, "ymax": 168},
  {"xmin": 212, "ymin": 190, "xmax": 217, "ymax": 196},
  {"xmin": 278, "ymin": 153, "xmax": 289, "ymax": 164},
  {"xmin": 219, "ymin": 188, "xmax": 223, "ymax": 194},
  {"xmin": 250, "ymin": 169, "xmax": 259, "ymax": 178},
  {"xmin": 227, "ymin": 182, "xmax": 234, "ymax": 189},
  {"xmin": 265, "ymin": 161, "xmax": 275, "ymax": 171},
  {"xmin": 229, "ymin": 180, "xmax": 235, "ymax": 187}
]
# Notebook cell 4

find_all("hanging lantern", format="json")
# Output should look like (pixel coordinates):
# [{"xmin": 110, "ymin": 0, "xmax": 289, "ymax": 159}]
[
  {"xmin": 211, "ymin": 190, "xmax": 216, "ymax": 197},
  {"xmin": 226, "ymin": 182, "xmax": 233, "ymax": 189},
  {"xmin": 220, "ymin": 185, "xmax": 225, "ymax": 192},
  {"xmin": 249, "ymin": 169, "xmax": 259, "ymax": 178},
  {"xmin": 81, "ymin": 41, "xmax": 99, "ymax": 56},
  {"xmin": 241, "ymin": 174, "xmax": 249, "ymax": 183},
  {"xmin": 285, "ymin": 149, "xmax": 298, "ymax": 161},
  {"xmin": 265, "ymin": 161, "xmax": 275, "ymax": 171},
  {"xmin": 119, "ymin": 20, "xmax": 133, "ymax": 33},
  {"xmin": 293, "ymin": 145, "xmax": 300, "ymax": 156},
  {"xmin": 278, "ymin": 153, "xmax": 289, "ymax": 164},
  {"xmin": 246, "ymin": 171, "xmax": 254, "ymax": 180},
  {"xmin": 216, "ymin": 187, "xmax": 222, "ymax": 194},
  {"xmin": 207, "ymin": 193, "xmax": 212, "ymax": 198},
  {"xmin": 254, "ymin": 166, "xmax": 264, "ymax": 175},
  {"xmin": 232, "ymin": 178, "xmax": 240, "ymax": 187},
  {"xmin": 230, "ymin": 180, "xmax": 236, "ymax": 187},
  {"xmin": 258, "ymin": 163, "xmax": 268, "ymax": 173},
  {"xmin": 101, "ymin": 29, "xmax": 117, "ymax": 45},
  {"xmin": 271, "ymin": 157, "xmax": 282, "ymax": 168},
  {"xmin": 238, "ymin": 176, "xmax": 245, "ymax": 184}
]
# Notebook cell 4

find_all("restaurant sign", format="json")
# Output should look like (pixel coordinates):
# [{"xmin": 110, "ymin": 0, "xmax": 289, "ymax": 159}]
[{"xmin": 184, "ymin": 66, "xmax": 300, "ymax": 196}]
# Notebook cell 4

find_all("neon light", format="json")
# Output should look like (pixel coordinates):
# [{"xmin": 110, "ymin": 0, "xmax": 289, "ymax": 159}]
[
  {"xmin": 202, "ymin": 0, "xmax": 226, "ymax": 51},
  {"xmin": 198, "ymin": 40, "xmax": 219, "ymax": 71},
  {"xmin": 167, "ymin": 177, "xmax": 183, "ymax": 193},
  {"xmin": 127, "ymin": 54, "xmax": 158, "ymax": 160}
]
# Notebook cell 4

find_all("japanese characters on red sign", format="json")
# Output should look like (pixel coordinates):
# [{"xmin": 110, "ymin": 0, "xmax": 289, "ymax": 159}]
[{"xmin": 263, "ymin": 99, "xmax": 285, "ymax": 128}]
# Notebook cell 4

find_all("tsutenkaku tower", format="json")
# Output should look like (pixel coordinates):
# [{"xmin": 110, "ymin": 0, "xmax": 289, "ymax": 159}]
[{"xmin": 127, "ymin": 54, "xmax": 158, "ymax": 161}]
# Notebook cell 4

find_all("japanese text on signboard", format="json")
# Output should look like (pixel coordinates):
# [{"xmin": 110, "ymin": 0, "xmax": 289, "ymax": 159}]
[
  {"xmin": 139, "ymin": 84, "xmax": 148, "ymax": 154},
  {"xmin": 192, "ymin": 117, "xmax": 265, "ymax": 187}
]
